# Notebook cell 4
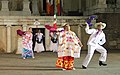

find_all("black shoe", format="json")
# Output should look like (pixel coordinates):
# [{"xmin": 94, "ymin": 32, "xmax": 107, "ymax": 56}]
[
  {"xmin": 82, "ymin": 65, "xmax": 87, "ymax": 69},
  {"xmin": 99, "ymin": 61, "xmax": 107, "ymax": 66}
]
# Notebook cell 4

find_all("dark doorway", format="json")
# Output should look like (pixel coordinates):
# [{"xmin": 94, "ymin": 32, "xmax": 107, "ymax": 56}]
[
  {"xmin": 43, "ymin": 0, "xmax": 46, "ymax": 12},
  {"xmin": 32, "ymin": 28, "xmax": 46, "ymax": 51}
]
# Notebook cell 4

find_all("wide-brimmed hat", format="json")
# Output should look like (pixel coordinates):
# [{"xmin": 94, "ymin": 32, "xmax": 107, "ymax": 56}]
[
  {"xmin": 62, "ymin": 23, "xmax": 69, "ymax": 27},
  {"xmin": 94, "ymin": 22, "xmax": 106, "ymax": 29}
]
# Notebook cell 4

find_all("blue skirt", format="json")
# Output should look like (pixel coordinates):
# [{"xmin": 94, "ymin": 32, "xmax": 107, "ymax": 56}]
[{"xmin": 22, "ymin": 48, "xmax": 34, "ymax": 58}]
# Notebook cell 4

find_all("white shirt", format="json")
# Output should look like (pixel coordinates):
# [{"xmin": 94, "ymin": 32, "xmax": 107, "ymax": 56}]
[
  {"xmin": 85, "ymin": 25, "xmax": 106, "ymax": 46},
  {"xmin": 36, "ymin": 33, "xmax": 43, "ymax": 41}
]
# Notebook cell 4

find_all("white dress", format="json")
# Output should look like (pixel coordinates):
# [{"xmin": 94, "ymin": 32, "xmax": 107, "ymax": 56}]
[
  {"xmin": 49, "ymin": 32, "xmax": 58, "ymax": 52},
  {"xmin": 50, "ymin": 41, "xmax": 58, "ymax": 52},
  {"xmin": 34, "ymin": 33, "xmax": 45, "ymax": 53}
]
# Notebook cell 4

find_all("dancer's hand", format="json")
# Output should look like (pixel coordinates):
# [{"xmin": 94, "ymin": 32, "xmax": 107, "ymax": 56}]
[
  {"xmin": 59, "ymin": 44, "xmax": 63, "ymax": 46},
  {"xmin": 79, "ymin": 42, "xmax": 83, "ymax": 47},
  {"xmin": 80, "ymin": 44, "xmax": 83, "ymax": 47}
]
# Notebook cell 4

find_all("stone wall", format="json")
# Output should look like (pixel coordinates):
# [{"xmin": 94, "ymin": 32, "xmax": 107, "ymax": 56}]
[
  {"xmin": 0, "ymin": 0, "xmax": 31, "ymax": 16},
  {"xmin": 0, "ymin": 16, "xmax": 89, "ymax": 53},
  {"xmin": 97, "ymin": 13, "xmax": 120, "ymax": 50},
  {"xmin": 11, "ymin": 26, "xmax": 21, "ymax": 53},
  {"xmin": 0, "ymin": 26, "xmax": 6, "ymax": 53},
  {"xmin": 8, "ymin": 0, "xmax": 23, "ymax": 11}
]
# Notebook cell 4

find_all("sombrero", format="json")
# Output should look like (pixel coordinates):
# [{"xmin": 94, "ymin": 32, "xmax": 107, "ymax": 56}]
[
  {"xmin": 62, "ymin": 23, "xmax": 69, "ymax": 27},
  {"xmin": 94, "ymin": 22, "xmax": 106, "ymax": 29}
]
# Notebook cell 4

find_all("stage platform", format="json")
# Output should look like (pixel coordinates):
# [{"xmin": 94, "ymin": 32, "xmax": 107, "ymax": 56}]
[{"xmin": 0, "ymin": 50, "xmax": 119, "ymax": 75}]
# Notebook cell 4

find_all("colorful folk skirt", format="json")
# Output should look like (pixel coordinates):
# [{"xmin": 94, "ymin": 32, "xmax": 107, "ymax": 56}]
[
  {"xmin": 22, "ymin": 48, "xmax": 34, "ymax": 58},
  {"xmin": 56, "ymin": 56, "xmax": 74, "ymax": 70}
]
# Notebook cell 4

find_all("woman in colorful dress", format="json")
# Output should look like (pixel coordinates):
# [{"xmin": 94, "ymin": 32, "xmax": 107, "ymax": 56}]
[
  {"xmin": 56, "ymin": 23, "xmax": 83, "ymax": 70},
  {"xmin": 34, "ymin": 29, "xmax": 45, "ymax": 53},
  {"xmin": 22, "ymin": 27, "xmax": 35, "ymax": 59}
]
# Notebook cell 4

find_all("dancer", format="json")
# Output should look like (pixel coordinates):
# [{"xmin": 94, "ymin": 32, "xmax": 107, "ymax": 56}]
[
  {"xmin": 34, "ymin": 29, "xmax": 45, "ymax": 53},
  {"xmin": 49, "ymin": 31, "xmax": 58, "ymax": 52},
  {"xmin": 82, "ymin": 22, "xmax": 107, "ymax": 69},
  {"xmin": 22, "ymin": 27, "xmax": 35, "ymax": 59},
  {"xmin": 56, "ymin": 23, "xmax": 83, "ymax": 70}
]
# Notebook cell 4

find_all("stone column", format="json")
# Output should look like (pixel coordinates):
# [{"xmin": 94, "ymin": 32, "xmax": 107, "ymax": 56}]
[
  {"xmin": 0, "ymin": 0, "xmax": 9, "ymax": 16},
  {"xmin": 22, "ymin": 24, "xmax": 27, "ymax": 31},
  {"xmin": 86, "ymin": 0, "xmax": 90, "ymax": 10},
  {"xmin": 40, "ymin": 0, "xmax": 43, "ymax": 13},
  {"xmin": 117, "ymin": 0, "xmax": 120, "ymax": 8},
  {"xmin": 6, "ymin": 24, "xmax": 11, "ymax": 53},
  {"xmin": 84, "ymin": 0, "xmax": 90, "ymax": 15},
  {"xmin": 98, "ymin": 0, "xmax": 106, "ymax": 4},
  {"xmin": 116, "ymin": 0, "xmax": 120, "ymax": 12},
  {"xmin": 78, "ymin": 0, "xmax": 81, "ymax": 12},
  {"xmin": 1, "ymin": 0, "xmax": 9, "ymax": 11},
  {"xmin": 16, "ymin": 36, "xmax": 22, "ymax": 54},
  {"xmin": 89, "ymin": 0, "xmax": 94, "ymax": 14},
  {"xmin": 23, "ymin": 0, "xmax": 31, "ymax": 16},
  {"xmin": 62, "ymin": 0, "xmax": 72, "ymax": 13},
  {"xmin": 9, "ymin": 0, "xmax": 17, "ymax": 11},
  {"xmin": 97, "ymin": 0, "xmax": 107, "ymax": 8},
  {"xmin": 32, "ymin": 0, "xmax": 40, "ymax": 16},
  {"xmin": 45, "ymin": 29, "xmax": 50, "ymax": 51}
]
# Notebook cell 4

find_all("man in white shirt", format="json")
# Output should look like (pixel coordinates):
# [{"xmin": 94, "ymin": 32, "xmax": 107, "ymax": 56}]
[{"xmin": 82, "ymin": 22, "xmax": 107, "ymax": 69}]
